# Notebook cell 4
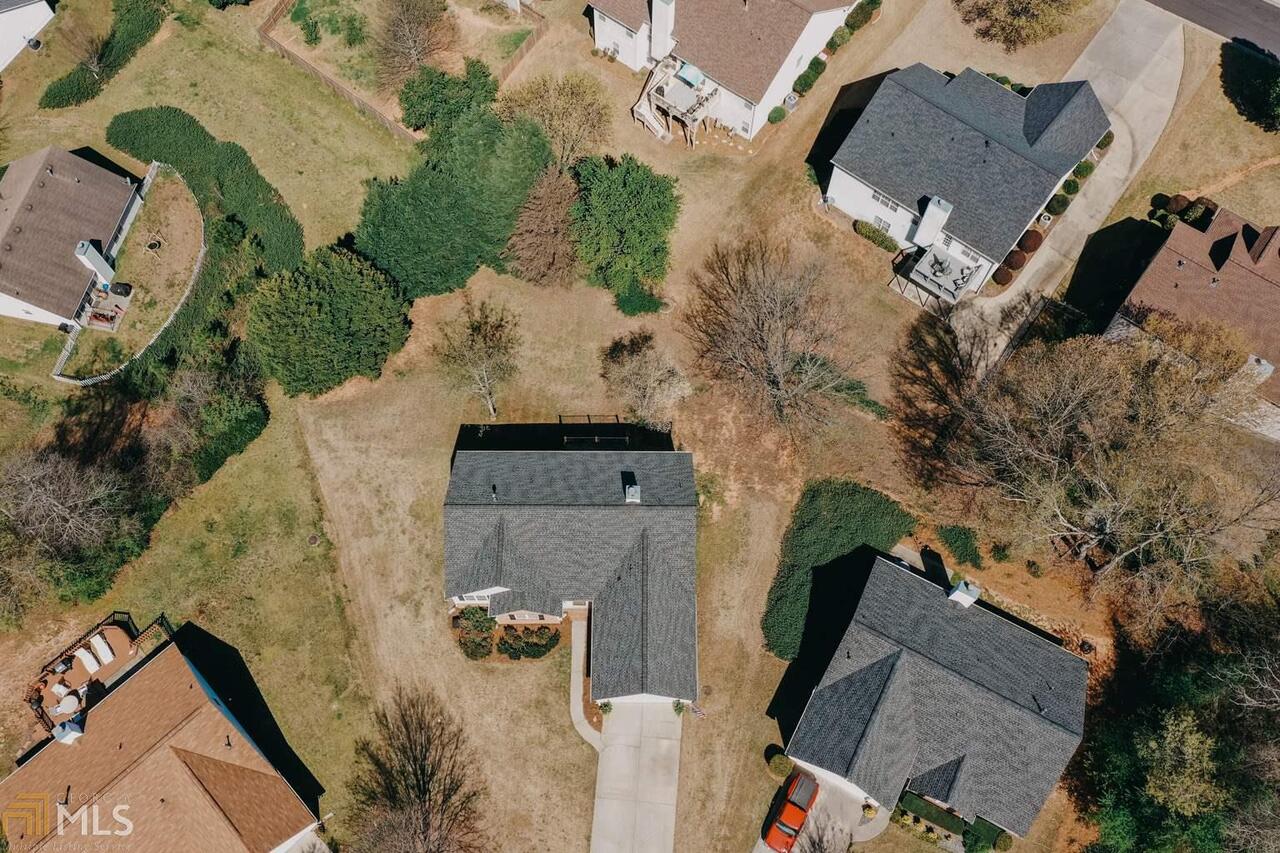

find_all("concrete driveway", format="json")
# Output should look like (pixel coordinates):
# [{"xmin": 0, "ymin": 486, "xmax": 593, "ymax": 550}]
[
  {"xmin": 749, "ymin": 776, "xmax": 892, "ymax": 853},
  {"xmin": 956, "ymin": 0, "xmax": 1185, "ymax": 362},
  {"xmin": 590, "ymin": 702, "xmax": 683, "ymax": 853}
]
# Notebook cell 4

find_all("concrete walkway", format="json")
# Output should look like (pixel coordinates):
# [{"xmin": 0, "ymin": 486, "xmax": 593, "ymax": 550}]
[
  {"xmin": 570, "ymin": 619, "xmax": 603, "ymax": 751},
  {"xmin": 590, "ymin": 702, "xmax": 683, "ymax": 853},
  {"xmin": 955, "ymin": 0, "xmax": 1185, "ymax": 363}
]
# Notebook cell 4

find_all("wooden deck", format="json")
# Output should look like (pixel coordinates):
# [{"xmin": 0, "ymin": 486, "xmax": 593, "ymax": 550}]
[{"xmin": 30, "ymin": 625, "xmax": 140, "ymax": 726}]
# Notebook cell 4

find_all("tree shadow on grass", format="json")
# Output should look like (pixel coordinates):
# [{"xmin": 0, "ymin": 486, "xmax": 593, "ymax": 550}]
[
  {"xmin": 1058, "ymin": 217, "xmax": 1166, "ymax": 333},
  {"xmin": 766, "ymin": 545, "xmax": 879, "ymax": 744},
  {"xmin": 805, "ymin": 71, "xmax": 894, "ymax": 193},
  {"xmin": 53, "ymin": 382, "xmax": 149, "ymax": 471},
  {"xmin": 1220, "ymin": 39, "xmax": 1280, "ymax": 133},
  {"xmin": 174, "ymin": 622, "xmax": 324, "ymax": 816}
]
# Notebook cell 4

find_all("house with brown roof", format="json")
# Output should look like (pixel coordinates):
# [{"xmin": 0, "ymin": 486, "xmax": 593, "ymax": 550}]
[
  {"xmin": 0, "ymin": 147, "xmax": 143, "ymax": 330},
  {"xmin": 1107, "ymin": 203, "xmax": 1280, "ymax": 439},
  {"xmin": 0, "ymin": 620, "xmax": 321, "ymax": 852},
  {"xmin": 589, "ymin": 0, "xmax": 857, "ymax": 143}
]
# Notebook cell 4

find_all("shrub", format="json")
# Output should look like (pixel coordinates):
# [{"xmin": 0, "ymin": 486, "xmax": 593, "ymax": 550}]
[
  {"xmin": 994, "ymin": 833, "xmax": 1013, "ymax": 851},
  {"xmin": 1046, "ymin": 194, "xmax": 1071, "ymax": 216},
  {"xmin": 497, "ymin": 625, "xmax": 561, "ymax": 659},
  {"xmin": 458, "ymin": 632, "xmax": 492, "ymax": 659},
  {"xmin": 301, "ymin": 16, "xmax": 321, "ymax": 44},
  {"xmin": 459, "ymin": 606, "xmax": 497, "ymax": 634},
  {"xmin": 939, "ymin": 525, "xmax": 982, "ymax": 568},
  {"xmin": 1073, "ymin": 160, "xmax": 1095, "ymax": 179},
  {"xmin": 768, "ymin": 753, "xmax": 794, "ymax": 778},
  {"xmin": 1026, "ymin": 559, "xmax": 1044, "ymax": 578},
  {"xmin": 40, "ymin": 0, "xmax": 166, "ymax": 108},
  {"xmin": 600, "ymin": 701, "xmax": 613, "ymax": 714},
  {"xmin": 990, "ymin": 541, "xmax": 1011, "ymax": 562},
  {"xmin": 1167, "ymin": 193, "xmax": 1190, "ymax": 214},
  {"xmin": 247, "ymin": 247, "xmax": 409, "ymax": 396},
  {"xmin": 1096, "ymin": 128, "xmax": 1115, "ymax": 149},
  {"xmin": 1180, "ymin": 201, "xmax": 1207, "ymax": 226},
  {"xmin": 863, "ymin": 804, "xmax": 878, "ymax": 819},
  {"xmin": 1221, "ymin": 41, "xmax": 1280, "ymax": 131},
  {"xmin": 106, "ymin": 107, "xmax": 305, "ymax": 273},
  {"xmin": 854, "ymin": 220, "xmax": 899, "ymax": 252},
  {"xmin": 572, "ymin": 154, "xmax": 680, "ymax": 314},
  {"xmin": 807, "ymin": 56, "xmax": 827, "ymax": 76},
  {"xmin": 343, "ymin": 13, "xmax": 367, "ymax": 46},
  {"xmin": 846, "ymin": 2, "xmax": 875, "ymax": 30},
  {"xmin": 1004, "ymin": 249, "xmax": 1027, "ymax": 270},
  {"xmin": 992, "ymin": 265, "xmax": 1014, "ymax": 286},
  {"xmin": 357, "ymin": 109, "xmax": 551, "ymax": 298},
  {"xmin": 768, "ymin": 106, "xmax": 787, "ymax": 124},
  {"xmin": 399, "ymin": 58, "xmax": 498, "ymax": 133},
  {"xmin": 805, "ymin": 163, "xmax": 819, "ymax": 186},
  {"xmin": 672, "ymin": 699, "xmax": 685, "ymax": 715},
  {"xmin": 827, "ymin": 26, "xmax": 852, "ymax": 52},
  {"xmin": 1062, "ymin": 178, "xmax": 1080, "ymax": 195},
  {"xmin": 1017, "ymin": 229, "xmax": 1043, "ymax": 252},
  {"xmin": 761, "ymin": 480, "xmax": 916, "ymax": 659},
  {"xmin": 794, "ymin": 69, "xmax": 819, "ymax": 95}
]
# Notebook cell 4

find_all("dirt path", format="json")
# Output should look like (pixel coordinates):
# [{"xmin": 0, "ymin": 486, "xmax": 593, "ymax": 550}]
[{"xmin": 1186, "ymin": 153, "xmax": 1280, "ymax": 198}]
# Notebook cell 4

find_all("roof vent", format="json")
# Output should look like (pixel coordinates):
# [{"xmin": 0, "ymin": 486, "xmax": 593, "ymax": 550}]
[
  {"xmin": 622, "ymin": 470, "xmax": 640, "ymax": 504},
  {"xmin": 948, "ymin": 579, "xmax": 980, "ymax": 608}
]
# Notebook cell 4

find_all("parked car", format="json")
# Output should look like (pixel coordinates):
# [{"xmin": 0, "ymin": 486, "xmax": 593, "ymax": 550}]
[{"xmin": 764, "ymin": 770, "xmax": 819, "ymax": 852}]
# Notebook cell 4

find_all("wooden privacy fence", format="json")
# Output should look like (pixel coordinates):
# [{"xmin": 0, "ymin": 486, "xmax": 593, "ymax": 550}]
[{"xmin": 256, "ymin": 0, "xmax": 550, "ymax": 147}]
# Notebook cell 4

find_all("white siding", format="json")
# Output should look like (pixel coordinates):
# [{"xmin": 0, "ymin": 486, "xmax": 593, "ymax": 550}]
[
  {"xmin": 592, "ymin": 10, "xmax": 651, "ymax": 72},
  {"xmin": 0, "ymin": 2, "xmax": 53, "ymax": 74},
  {"xmin": 745, "ymin": 4, "xmax": 855, "ymax": 139},
  {"xmin": 604, "ymin": 692, "xmax": 689, "ymax": 703},
  {"xmin": 0, "ymin": 290, "xmax": 77, "ymax": 327}
]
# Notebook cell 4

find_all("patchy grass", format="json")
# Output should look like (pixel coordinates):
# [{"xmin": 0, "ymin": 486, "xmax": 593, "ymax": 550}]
[
  {"xmin": 938, "ymin": 524, "xmax": 982, "ymax": 569},
  {"xmin": 497, "ymin": 27, "xmax": 533, "ymax": 59}
]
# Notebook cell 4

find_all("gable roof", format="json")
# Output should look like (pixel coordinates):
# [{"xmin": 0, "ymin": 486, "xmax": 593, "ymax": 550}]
[
  {"xmin": 444, "ymin": 448, "xmax": 698, "ymax": 700},
  {"xmin": 1120, "ymin": 207, "xmax": 1280, "ymax": 404},
  {"xmin": 831, "ymin": 64, "xmax": 1110, "ymax": 259},
  {"xmin": 0, "ymin": 642, "xmax": 316, "ymax": 852},
  {"xmin": 0, "ymin": 147, "xmax": 138, "ymax": 321},
  {"xmin": 786, "ymin": 556, "xmax": 1087, "ymax": 835},
  {"xmin": 591, "ymin": 0, "xmax": 850, "ymax": 103}
]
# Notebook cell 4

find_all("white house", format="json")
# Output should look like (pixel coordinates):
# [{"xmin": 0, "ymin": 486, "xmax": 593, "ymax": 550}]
[
  {"xmin": 0, "ymin": 0, "xmax": 53, "ymax": 74},
  {"xmin": 589, "ymin": 0, "xmax": 858, "ymax": 143},
  {"xmin": 826, "ymin": 64, "xmax": 1110, "ymax": 303},
  {"xmin": 0, "ymin": 147, "xmax": 142, "ymax": 329}
]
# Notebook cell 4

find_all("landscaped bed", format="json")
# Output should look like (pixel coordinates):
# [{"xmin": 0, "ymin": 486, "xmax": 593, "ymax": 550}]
[{"xmin": 60, "ymin": 171, "xmax": 204, "ymax": 378}]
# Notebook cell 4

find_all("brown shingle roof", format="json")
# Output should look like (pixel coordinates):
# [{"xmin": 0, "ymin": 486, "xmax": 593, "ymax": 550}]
[
  {"xmin": 0, "ymin": 642, "xmax": 316, "ymax": 852},
  {"xmin": 1122, "ymin": 207, "xmax": 1280, "ymax": 403},
  {"xmin": 0, "ymin": 147, "xmax": 138, "ymax": 321},
  {"xmin": 592, "ymin": 0, "xmax": 850, "ymax": 102}
]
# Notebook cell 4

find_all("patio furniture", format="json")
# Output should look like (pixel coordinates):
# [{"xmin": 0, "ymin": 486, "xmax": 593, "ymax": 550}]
[
  {"xmin": 50, "ymin": 681, "xmax": 70, "ymax": 699},
  {"xmin": 56, "ymin": 694, "xmax": 80, "ymax": 716},
  {"xmin": 73, "ymin": 646, "xmax": 101, "ymax": 675},
  {"xmin": 90, "ymin": 633, "xmax": 116, "ymax": 665}
]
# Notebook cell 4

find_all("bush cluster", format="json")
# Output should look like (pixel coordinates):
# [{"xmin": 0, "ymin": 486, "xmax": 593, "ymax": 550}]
[
  {"xmin": 1004, "ymin": 249, "xmax": 1027, "ymax": 270},
  {"xmin": 107, "ymin": 107, "xmax": 305, "ymax": 273},
  {"xmin": 1046, "ymin": 193, "xmax": 1071, "ymax": 216},
  {"xmin": 1096, "ymin": 128, "xmax": 1115, "ymax": 149},
  {"xmin": 1220, "ymin": 41, "xmax": 1280, "ymax": 131},
  {"xmin": 768, "ymin": 106, "xmax": 787, "ymax": 124},
  {"xmin": 761, "ymin": 480, "xmax": 916, "ymax": 659},
  {"xmin": 456, "ymin": 606, "xmax": 497, "ymax": 659},
  {"xmin": 399, "ymin": 59, "xmax": 498, "ymax": 134},
  {"xmin": 1062, "ymin": 178, "xmax": 1080, "ymax": 195},
  {"xmin": 1017, "ymin": 229, "xmax": 1043, "ymax": 252},
  {"xmin": 40, "ymin": 0, "xmax": 166, "ymax": 108},
  {"xmin": 1073, "ymin": 160, "xmax": 1095, "ymax": 180},
  {"xmin": 854, "ymin": 220, "xmax": 899, "ymax": 252},
  {"xmin": 938, "ymin": 525, "xmax": 982, "ymax": 569},
  {"xmin": 497, "ymin": 625, "xmax": 560, "ymax": 660},
  {"xmin": 826, "ymin": 25, "xmax": 852, "ymax": 52},
  {"xmin": 794, "ymin": 56, "xmax": 827, "ymax": 95},
  {"xmin": 992, "ymin": 265, "xmax": 1013, "ymax": 286},
  {"xmin": 845, "ymin": 0, "xmax": 881, "ymax": 32}
]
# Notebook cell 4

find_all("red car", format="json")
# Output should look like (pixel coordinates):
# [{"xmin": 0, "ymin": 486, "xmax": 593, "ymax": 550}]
[{"xmin": 764, "ymin": 770, "xmax": 819, "ymax": 852}]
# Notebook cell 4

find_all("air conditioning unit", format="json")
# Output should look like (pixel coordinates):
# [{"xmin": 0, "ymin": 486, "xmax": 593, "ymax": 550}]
[
  {"xmin": 1039, "ymin": 213, "xmax": 1053, "ymax": 226},
  {"xmin": 784, "ymin": 92, "xmax": 799, "ymax": 112}
]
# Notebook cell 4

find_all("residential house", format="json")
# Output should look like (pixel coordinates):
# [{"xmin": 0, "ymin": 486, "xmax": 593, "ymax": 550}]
[
  {"xmin": 0, "ymin": 616, "xmax": 320, "ymax": 852},
  {"xmin": 0, "ymin": 147, "xmax": 143, "ymax": 329},
  {"xmin": 786, "ymin": 555, "xmax": 1086, "ymax": 837},
  {"xmin": 826, "ymin": 64, "xmax": 1110, "ymax": 303},
  {"xmin": 1106, "ymin": 203, "xmax": 1280, "ymax": 440},
  {"xmin": 589, "ymin": 0, "xmax": 858, "ymax": 143},
  {"xmin": 0, "ymin": 0, "xmax": 52, "ymax": 74},
  {"xmin": 444, "ymin": 422, "xmax": 698, "ymax": 703}
]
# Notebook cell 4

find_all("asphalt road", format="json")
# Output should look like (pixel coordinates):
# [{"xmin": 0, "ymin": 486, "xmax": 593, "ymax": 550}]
[{"xmin": 1145, "ymin": 0, "xmax": 1280, "ymax": 58}]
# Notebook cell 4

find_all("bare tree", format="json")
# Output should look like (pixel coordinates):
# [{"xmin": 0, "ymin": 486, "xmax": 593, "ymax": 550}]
[
  {"xmin": 1224, "ymin": 795, "xmax": 1280, "ymax": 853},
  {"xmin": 682, "ymin": 237, "xmax": 844, "ymax": 424},
  {"xmin": 0, "ymin": 451, "xmax": 127, "ymax": 558},
  {"xmin": 140, "ymin": 368, "xmax": 217, "ymax": 498},
  {"xmin": 375, "ymin": 0, "xmax": 457, "ymax": 92},
  {"xmin": 64, "ymin": 30, "xmax": 109, "ymax": 79},
  {"xmin": 434, "ymin": 296, "xmax": 521, "ymax": 420},
  {"xmin": 497, "ymin": 71, "xmax": 612, "ymax": 171},
  {"xmin": 600, "ymin": 329, "xmax": 691, "ymax": 428},
  {"xmin": 349, "ymin": 685, "xmax": 487, "ymax": 853},
  {"xmin": 503, "ymin": 167, "xmax": 580, "ymax": 287},
  {"xmin": 1217, "ymin": 650, "xmax": 1280, "ymax": 712},
  {"xmin": 0, "ymin": 529, "xmax": 50, "ymax": 628}
]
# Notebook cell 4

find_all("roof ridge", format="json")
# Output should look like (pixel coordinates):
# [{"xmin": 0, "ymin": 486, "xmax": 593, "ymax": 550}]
[
  {"xmin": 845, "ymin": 649, "xmax": 910, "ymax": 778},
  {"xmin": 171, "ymin": 747, "xmax": 259, "ymax": 852}
]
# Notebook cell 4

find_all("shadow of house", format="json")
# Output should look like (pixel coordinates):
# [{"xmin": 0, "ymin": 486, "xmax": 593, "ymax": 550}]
[
  {"xmin": 450, "ymin": 421, "xmax": 676, "ymax": 463},
  {"xmin": 68, "ymin": 147, "xmax": 142, "ymax": 184},
  {"xmin": 766, "ymin": 545, "xmax": 879, "ymax": 744},
  {"xmin": 173, "ymin": 623, "xmax": 324, "ymax": 816},
  {"xmin": 806, "ymin": 71, "xmax": 894, "ymax": 193},
  {"xmin": 1059, "ymin": 217, "xmax": 1166, "ymax": 332}
]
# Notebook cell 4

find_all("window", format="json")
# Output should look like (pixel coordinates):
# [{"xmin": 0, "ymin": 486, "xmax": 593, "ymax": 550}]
[
  {"xmin": 961, "ymin": 248, "xmax": 981, "ymax": 263},
  {"xmin": 942, "ymin": 234, "xmax": 953, "ymax": 249},
  {"xmin": 740, "ymin": 121, "xmax": 751, "ymax": 135},
  {"xmin": 873, "ymin": 216, "xmax": 892, "ymax": 232},
  {"xmin": 871, "ymin": 190, "xmax": 899, "ymax": 213}
]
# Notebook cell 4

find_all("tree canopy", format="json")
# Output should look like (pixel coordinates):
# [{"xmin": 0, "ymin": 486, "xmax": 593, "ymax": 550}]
[
  {"xmin": 497, "ymin": 71, "xmax": 612, "ymax": 171},
  {"xmin": 952, "ymin": 0, "xmax": 1084, "ymax": 51},
  {"xmin": 399, "ymin": 58, "xmax": 497, "ymax": 134},
  {"xmin": 1221, "ymin": 42, "xmax": 1280, "ymax": 132},
  {"xmin": 247, "ymin": 247, "xmax": 409, "ymax": 396}
]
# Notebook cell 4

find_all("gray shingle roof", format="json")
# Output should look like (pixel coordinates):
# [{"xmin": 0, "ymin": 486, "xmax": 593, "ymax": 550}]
[
  {"xmin": 444, "ymin": 450, "xmax": 698, "ymax": 701},
  {"xmin": 0, "ymin": 0, "xmax": 47, "ymax": 14},
  {"xmin": 831, "ymin": 64, "xmax": 1110, "ymax": 260},
  {"xmin": 786, "ymin": 556, "xmax": 1087, "ymax": 836}
]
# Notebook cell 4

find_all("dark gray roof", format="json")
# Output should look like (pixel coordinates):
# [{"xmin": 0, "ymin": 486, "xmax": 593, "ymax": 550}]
[
  {"xmin": 831, "ymin": 64, "xmax": 1110, "ymax": 260},
  {"xmin": 0, "ymin": 0, "xmax": 48, "ymax": 13},
  {"xmin": 444, "ymin": 450, "xmax": 698, "ymax": 701},
  {"xmin": 787, "ymin": 556, "xmax": 1087, "ymax": 836}
]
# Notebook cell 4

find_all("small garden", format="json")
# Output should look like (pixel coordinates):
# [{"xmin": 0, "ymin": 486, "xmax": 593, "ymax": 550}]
[
  {"xmin": 1147, "ymin": 191, "xmax": 1218, "ymax": 232},
  {"xmin": 454, "ymin": 606, "xmax": 562, "ymax": 660},
  {"xmin": 893, "ymin": 792, "xmax": 1012, "ymax": 851}
]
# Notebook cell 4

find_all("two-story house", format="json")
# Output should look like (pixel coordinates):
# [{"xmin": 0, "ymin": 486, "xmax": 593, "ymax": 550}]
[{"xmin": 826, "ymin": 63, "xmax": 1110, "ymax": 303}]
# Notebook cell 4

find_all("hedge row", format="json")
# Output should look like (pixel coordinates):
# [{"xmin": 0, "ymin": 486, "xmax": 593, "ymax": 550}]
[
  {"xmin": 761, "ymin": 480, "xmax": 916, "ymax": 659},
  {"xmin": 794, "ymin": 56, "xmax": 828, "ymax": 95},
  {"xmin": 854, "ymin": 219, "xmax": 899, "ymax": 252},
  {"xmin": 40, "ymin": 0, "xmax": 167, "ymax": 108},
  {"xmin": 106, "ymin": 106, "xmax": 304, "ymax": 273},
  {"xmin": 846, "ymin": 0, "xmax": 882, "ymax": 32}
]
